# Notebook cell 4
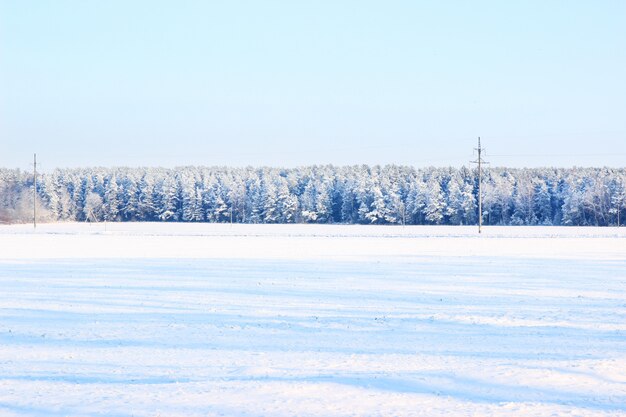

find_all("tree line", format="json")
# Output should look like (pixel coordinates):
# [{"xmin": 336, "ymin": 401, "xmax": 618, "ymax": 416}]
[{"xmin": 1, "ymin": 165, "xmax": 625, "ymax": 226}]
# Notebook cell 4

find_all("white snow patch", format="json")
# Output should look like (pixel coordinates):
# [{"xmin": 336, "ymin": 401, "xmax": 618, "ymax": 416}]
[{"xmin": 0, "ymin": 223, "xmax": 624, "ymax": 416}]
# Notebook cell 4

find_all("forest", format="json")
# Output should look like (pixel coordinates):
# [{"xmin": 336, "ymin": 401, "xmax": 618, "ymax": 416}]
[{"xmin": 1, "ymin": 165, "xmax": 625, "ymax": 226}]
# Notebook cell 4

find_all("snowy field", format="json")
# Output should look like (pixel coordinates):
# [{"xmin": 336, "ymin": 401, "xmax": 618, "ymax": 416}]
[{"xmin": 0, "ymin": 223, "xmax": 625, "ymax": 417}]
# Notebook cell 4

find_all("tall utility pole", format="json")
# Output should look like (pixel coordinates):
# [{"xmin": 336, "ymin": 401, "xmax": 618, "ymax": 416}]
[
  {"xmin": 33, "ymin": 153, "xmax": 37, "ymax": 229},
  {"xmin": 471, "ymin": 138, "xmax": 488, "ymax": 233},
  {"xmin": 617, "ymin": 185, "xmax": 624, "ymax": 229}
]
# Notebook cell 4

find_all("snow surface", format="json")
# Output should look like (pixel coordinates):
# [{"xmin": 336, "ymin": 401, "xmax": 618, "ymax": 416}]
[{"xmin": 0, "ymin": 223, "xmax": 625, "ymax": 416}]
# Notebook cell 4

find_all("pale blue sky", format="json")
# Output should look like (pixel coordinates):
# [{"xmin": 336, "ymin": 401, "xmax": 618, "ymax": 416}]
[{"xmin": 1, "ymin": 1, "xmax": 625, "ymax": 169}]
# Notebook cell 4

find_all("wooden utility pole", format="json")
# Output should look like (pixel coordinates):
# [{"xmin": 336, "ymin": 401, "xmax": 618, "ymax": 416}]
[
  {"xmin": 618, "ymin": 187, "xmax": 623, "ymax": 228},
  {"xmin": 33, "ymin": 153, "xmax": 37, "ymax": 229},
  {"xmin": 471, "ymin": 138, "xmax": 488, "ymax": 233}
]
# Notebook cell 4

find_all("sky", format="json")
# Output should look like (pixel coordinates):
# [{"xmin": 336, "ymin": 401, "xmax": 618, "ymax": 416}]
[{"xmin": 1, "ymin": 0, "xmax": 625, "ymax": 170}]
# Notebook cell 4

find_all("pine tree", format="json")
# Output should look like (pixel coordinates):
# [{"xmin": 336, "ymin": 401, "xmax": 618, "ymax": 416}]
[
  {"xmin": 261, "ymin": 179, "xmax": 279, "ymax": 223},
  {"xmin": 533, "ymin": 180, "xmax": 553, "ymax": 225},
  {"xmin": 276, "ymin": 181, "xmax": 297, "ymax": 223},
  {"xmin": 424, "ymin": 177, "xmax": 446, "ymax": 224},
  {"xmin": 103, "ymin": 176, "xmax": 120, "ymax": 221}
]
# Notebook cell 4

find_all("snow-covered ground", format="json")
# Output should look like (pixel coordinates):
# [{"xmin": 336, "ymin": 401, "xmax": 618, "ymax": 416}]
[{"xmin": 0, "ymin": 223, "xmax": 625, "ymax": 416}]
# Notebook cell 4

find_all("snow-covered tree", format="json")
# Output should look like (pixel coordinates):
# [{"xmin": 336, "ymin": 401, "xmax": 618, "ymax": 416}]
[{"xmin": 1, "ymin": 165, "xmax": 623, "ymax": 227}]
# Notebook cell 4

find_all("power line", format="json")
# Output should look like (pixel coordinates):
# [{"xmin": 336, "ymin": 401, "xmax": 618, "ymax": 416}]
[{"xmin": 490, "ymin": 153, "xmax": 626, "ymax": 158}]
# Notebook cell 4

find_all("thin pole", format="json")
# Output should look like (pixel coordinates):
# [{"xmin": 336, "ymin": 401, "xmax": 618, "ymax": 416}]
[
  {"xmin": 33, "ymin": 153, "xmax": 37, "ymax": 229},
  {"xmin": 617, "ymin": 195, "xmax": 624, "ymax": 229},
  {"xmin": 616, "ymin": 180, "xmax": 623, "ymax": 228},
  {"xmin": 471, "ymin": 138, "xmax": 488, "ymax": 234},
  {"xmin": 478, "ymin": 139, "xmax": 482, "ymax": 233}
]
